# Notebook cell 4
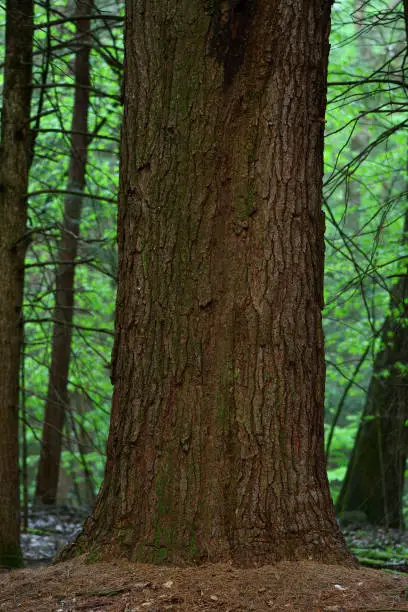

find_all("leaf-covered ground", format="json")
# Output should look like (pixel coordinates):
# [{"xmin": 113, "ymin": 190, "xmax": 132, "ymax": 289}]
[
  {"xmin": 1, "ymin": 556, "xmax": 408, "ymax": 611},
  {"xmin": 342, "ymin": 524, "xmax": 408, "ymax": 572},
  {"xmin": 1, "ymin": 506, "xmax": 406, "ymax": 611},
  {"xmin": 20, "ymin": 505, "xmax": 88, "ymax": 568}
]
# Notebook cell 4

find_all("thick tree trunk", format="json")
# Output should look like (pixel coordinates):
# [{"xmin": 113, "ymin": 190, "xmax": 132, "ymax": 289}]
[
  {"xmin": 61, "ymin": 0, "xmax": 354, "ymax": 566},
  {"xmin": 35, "ymin": 0, "xmax": 91, "ymax": 506},
  {"xmin": 0, "ymin": 0, "xmax": 33, "ymax": 568},
  {"xmin": 336, "ymin": 213, "xmax": 408, "ymax": 528}
]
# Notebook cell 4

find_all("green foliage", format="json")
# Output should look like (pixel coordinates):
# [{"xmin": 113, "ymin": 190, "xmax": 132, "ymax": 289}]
[
  {"xmin": 11, "ymin": 0, "xmax": 124, "ymax": 504},
  {"xmin": 323, "ymin": 0, "xmax": 407, "ymax": 520},
  {"xmin": 1, "ymin": 0, "xmax": 406, "ymax": 523}
]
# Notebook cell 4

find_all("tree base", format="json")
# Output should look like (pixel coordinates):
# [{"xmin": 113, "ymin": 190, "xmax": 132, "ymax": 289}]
[
  {"xmin": 0, "ymin": 547, "xmax": 24, "ymax": 569},
  {"xmin": 58, "ymin": 521, "xmax": 357, "ymax": 569}
]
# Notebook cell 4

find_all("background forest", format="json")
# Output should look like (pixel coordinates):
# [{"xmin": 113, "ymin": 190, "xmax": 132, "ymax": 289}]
[{"xmin": 0, "ymin": 0, "xmax": 407, "ymax": 566}]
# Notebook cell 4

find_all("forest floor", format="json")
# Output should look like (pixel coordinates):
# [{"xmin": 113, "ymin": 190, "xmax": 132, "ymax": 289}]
[
  {"xmin": 1, "ymin": 554, "xmax": 408, "ymax": 611},
  {"xmin": 1, "ymin": 507, "xmax": 407, "ymax": 611}
]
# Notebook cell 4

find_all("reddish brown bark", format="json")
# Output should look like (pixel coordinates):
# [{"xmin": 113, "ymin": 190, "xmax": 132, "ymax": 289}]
[
  {"xmin": 35, "ymin": 0, "xmax": 91, "ymax": 506},
  {"xmin": 0, "ymin": 0, "xmax": 33, "ymax": 568},
  {"xmin": 61, "ymin": 0, "xmax": 354, "ymax": 567}
]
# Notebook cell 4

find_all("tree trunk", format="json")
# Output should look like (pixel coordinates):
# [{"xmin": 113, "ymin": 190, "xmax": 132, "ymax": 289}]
[
  {"xmin": 61, "ymin": 0, "xmax": 354, "ymax": 567},
  {"xmin": 0, "ymin": 0, "xmax": 33, "ymax": 568},
  {"xmin": 336, "ymin": 212, "xmax": 408, "ymax": 528},
  {"xmin": 35, "ymin": 0, "xmax": 91, "ymax": 506}
]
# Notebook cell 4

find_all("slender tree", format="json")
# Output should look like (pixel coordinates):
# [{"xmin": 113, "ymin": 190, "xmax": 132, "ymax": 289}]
[
  {"xmin": 336, "ymin": 210, "xmax": 408, "ymax": 528},
  {"xmin": 60, "ymin": 0, "xmax": 355, "ymax": 566},
  {"xmin": 330, "ymin": 0, "xmax": 408, "ymax": 529},
  {"xmin": 0, "ymin": 0, "xmax": 33, "ymax": 567},
  {"xmin": 35, "ymin": 0, "xmax": 92, "ymax": 505}
]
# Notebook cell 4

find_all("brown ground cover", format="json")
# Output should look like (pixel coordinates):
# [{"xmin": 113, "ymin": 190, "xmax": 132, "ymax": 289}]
[{"xmin": 1, "ymin": 556, "xmax": 407, "ymax": 611}]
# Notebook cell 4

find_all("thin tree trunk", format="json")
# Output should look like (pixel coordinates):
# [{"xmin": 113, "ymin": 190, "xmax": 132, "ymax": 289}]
[
  {"xmin": 35, "ymin": 0, "xmax": 91, "ymax": 506},
  {"xmin": 0, "ymin": 0, "xmax": 33, "ymax": 567},
  {"xmin": 60, "ymin": 0, "xmax": 354, "ymax": 567},
  {"xmin": 336, "ymin": 2, "xmax": 408, "ymax": 529},
  {"xmin": 336, "ymin": 218, "xmax": 408, "ymax": 529}
]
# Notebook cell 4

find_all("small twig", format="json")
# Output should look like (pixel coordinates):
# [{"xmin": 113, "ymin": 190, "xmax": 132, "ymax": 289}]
[{"xmin": 75, "ymin": 586, "xmax": 133, "ymax": 597}]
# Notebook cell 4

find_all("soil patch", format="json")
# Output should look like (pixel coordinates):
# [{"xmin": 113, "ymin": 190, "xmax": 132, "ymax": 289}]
[{"xmin": 1, "ymin": 556, "xmax": 407, "ymax": 611}]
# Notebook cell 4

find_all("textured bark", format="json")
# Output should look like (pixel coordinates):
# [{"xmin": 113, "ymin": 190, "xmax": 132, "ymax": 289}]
[
  {"xmin": 336, "ymin": 213, "xmax": 408, "ymax": 529},
  {"xmin": 35, "ymin": 0, "xmax": 91, "ymax": 506},
  {"xmin": 0, "ymin": 0, "xmax": 33, "ymax": 568},
  {"xmin": 61, "ymin": 0, "xmax": 354, "ymax": 566}
]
